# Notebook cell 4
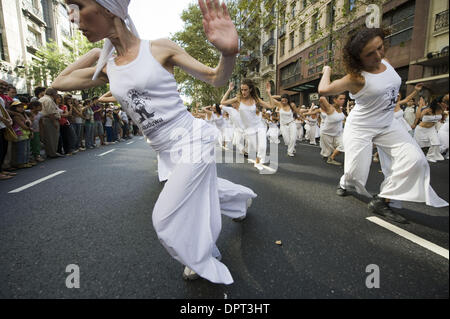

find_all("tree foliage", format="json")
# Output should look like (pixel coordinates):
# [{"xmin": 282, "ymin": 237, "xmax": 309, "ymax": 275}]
[{"xmin": 18, "ymin": 33, "xmax": 108, "ymax": 99}]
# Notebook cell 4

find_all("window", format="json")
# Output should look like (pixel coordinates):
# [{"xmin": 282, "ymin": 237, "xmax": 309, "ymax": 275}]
[
  {"xmin": 301, "ymin": 0, "xmax": 308, "ymax": 11},
  {"xmin": 291, "ymin": 1, "xmax": 296, "ymax": 19},
  {"xmin": 289, "ymin": 32, "xmax": 295, "ymax": 50},
  {"xmin": 268, "ymin": 54, "xmax": 274, "ymax": 65},
  {"xmin": 308, "ymin": 67, "xmax": 315, "ymax": 76},
  {"xmin": 347, "ymin": 0, "xmax": 356, "ymax": 13},
  {"xmin": 280, "ymin": 40, "xmax": 285, "ymax": 56},
  {"xmin": 311, "ymin": 12, "xmax": 319, "ymax": 34},
  {"xmin": 299, "ymin": 24, "xmax": 306, "ymax": 43},
  {"xmin": 59, "ymin": 4, "xmax": 71, "ymax": 38},
  {"xmin": 383, "ymin": 1, "xmax": 415, "ymax": 47},
  {"xmin": 281, "ymin": 59, "xmax": 302, "ymax": 87},
  {"xmin": 317, "ymin": 46, "xmax": 324, "ymax": 55},
  {"xmin": 0, "ymin": 21, "xmax": 5, "ymax": 60},
  {"xmin": 327, "ymin": 1, "xmax": 335, "ymax": 25}
]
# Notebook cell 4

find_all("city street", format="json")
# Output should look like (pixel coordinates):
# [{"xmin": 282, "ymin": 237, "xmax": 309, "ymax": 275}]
[{"xmin": 0, "ymin": 137, "xmax": 448, "ymax": 299}]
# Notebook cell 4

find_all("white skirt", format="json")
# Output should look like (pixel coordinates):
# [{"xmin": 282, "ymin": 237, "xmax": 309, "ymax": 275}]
[
  {"xmin": 340, "ymin": 119, "xmax": 448, "ymax": 207},
  {"xmin": 152, "ymin": 119, "xmax": 257, "ymax": 285}
]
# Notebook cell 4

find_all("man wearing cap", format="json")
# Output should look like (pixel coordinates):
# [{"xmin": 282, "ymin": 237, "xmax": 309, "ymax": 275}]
[{"xmin": 39, "ymin": 88, "xmax": 63, "ymax": 158}]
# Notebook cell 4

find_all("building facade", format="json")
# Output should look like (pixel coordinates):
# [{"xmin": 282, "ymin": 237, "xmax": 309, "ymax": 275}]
[
  {"xmin": 0, "ymin": 0, "xmax": 75, "ymax": 94},
  {"xmin": 250, "ymin": 0, "xmax": 448, "ymax": 106}
]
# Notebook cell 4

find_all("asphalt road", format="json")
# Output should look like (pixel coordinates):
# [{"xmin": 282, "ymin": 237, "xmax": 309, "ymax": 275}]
[{"xmin": 0, "ymin": 136, "xmax": 448, "ymax": 299}]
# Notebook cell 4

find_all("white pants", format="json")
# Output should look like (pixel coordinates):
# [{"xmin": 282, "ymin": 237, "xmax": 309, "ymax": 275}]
[
  {"xmin": 152, "ymin": 119, "xmax": 257, "ymax": 285},
  {"xmin": 245, "ymin": 126, "xmax": 267, "ymax": 163},
  {"xmin": 296, "ymin": 123, "xmax": 304, "ymax": 141},
  {"xmin": 280, "ymin": 122, "xmax": 297, "ymax": 154},
  {"xmin": 414, "ymin": 125, "xmax": 445, "ymax": 162},
  {"xmin": 339, "ymin": 119, "xmax": 448, "ymax": 207},
  {"xmin": 267, "ymin": 127, "xmax": 280, "ymax": 144},
  {"xmin": 320, "ymin": 133, "xmax": 344, "ymax": 158},
  {"xmin": 305, "ymin": 124, "xmax": 317, "ymax": 145}
]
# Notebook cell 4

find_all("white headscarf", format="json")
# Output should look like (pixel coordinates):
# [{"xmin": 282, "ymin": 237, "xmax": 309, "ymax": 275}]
[{"xmin": 93, "ymin": 0, "xmax": 140, "ymax": 80}]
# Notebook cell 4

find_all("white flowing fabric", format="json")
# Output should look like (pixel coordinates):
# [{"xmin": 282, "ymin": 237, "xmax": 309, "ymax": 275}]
[
  {"xmin": 414, "ymin": 125, "xmax": 445, "ymax": 162},
  {"xmin": 341, "ymin": 117, "xmax": 448, "ymax": 207},
  {"xmin": 267, "ymin": 120, "xmax": 280, "ymax": 144},
  {"xmin": 107, "ymin": 39, "xmax": 257, "ymax": 284},
  {"xmin": 295, "ymin": 119, "xmax": 304, "ymax": 141},
  {"xmin": 93, "ymin": 0, "xmax": 140, "ymax": 80},
  {"xmin": 439, "ymin": 116, "xmax": 449, "ymax": 157},
  {"xmin": 279, "ymin": 108, "xmax": 297, "ymax": 154},
  {"xmin": 239, "ymin": 103, "xmax": 267, "ymax": 162}
]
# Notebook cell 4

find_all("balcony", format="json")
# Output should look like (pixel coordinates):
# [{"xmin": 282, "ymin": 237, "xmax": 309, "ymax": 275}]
[
  {"xmin": 21, "ymin": 0, "xmax": 46, "ymax": 25},
  {"xmin": 249, "ymin": 51, "xmax": 261, "ymax": 64},
  {"xmin": 435, "ymin": 10, "xmax": 449, "ymax": 33},
  {"xmin": 281, "ymin": 73, "xmax": 302, "ymax": 88},
  {"xmin": 262, "ymin": 38, "xmax": 275, "ymax": 54},
  {"xmin": 261, "ymin": 64, "xmax": 275, "ymax": 77}
]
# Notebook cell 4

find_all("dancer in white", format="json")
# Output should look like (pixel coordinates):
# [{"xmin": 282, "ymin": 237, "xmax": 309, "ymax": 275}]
[
  {"xmin": 438, "ymin": 94, "xmax": 449, "ymax": 159},
  {"xmin": 318, "ymin": 27, "xmax": 448, "ymax": 224},
  {"xmin": 414, "ymin": 96, "xmax": 446, "ymax": 163},
  {"xmin": 377, "ymin": 84, "xmax": 424, "ymax": 209},
  {"xmin": 303, "ymin": 104, "xmax": 320, "ymax": 145},
  {"xmin": 267, "ymin": 94, "xmax": 298, "ymax": 156},
  {"xmin": 221, "ymin": 80, "xmax": 274, "ymax": 171},
  {"xmin": 318, "ymin": 94, "xmax": 346, "ymax": 166},
  {"xmin": 55, "ymin": 0, "xmax": 257, "ymax": 285},
  {"xmin": 266, "ymin": 112, "xmax": 280, "ymax": 144}
]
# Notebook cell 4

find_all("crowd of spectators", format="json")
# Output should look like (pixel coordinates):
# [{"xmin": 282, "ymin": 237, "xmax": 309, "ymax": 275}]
[{"xmin": 0, "ymin": 80, "xmax": 140, "ymax": 180}]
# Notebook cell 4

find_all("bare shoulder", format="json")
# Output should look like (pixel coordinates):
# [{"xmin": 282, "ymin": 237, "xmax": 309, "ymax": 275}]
[{"xmin": 151, "ymin": 39, "xmax": 182, "ymax": 59}]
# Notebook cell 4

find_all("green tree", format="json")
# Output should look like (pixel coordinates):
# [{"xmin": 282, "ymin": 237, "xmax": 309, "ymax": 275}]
[
  {"xmin": 171, "ymin": 1, "xmax": 243, "ymax": 109},
  {"xmin": 19, "ymin": 33, "xmax": 108, "ymax": 99}
]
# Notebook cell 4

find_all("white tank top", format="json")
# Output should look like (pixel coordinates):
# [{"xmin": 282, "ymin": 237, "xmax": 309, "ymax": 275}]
[
  {"xmin": 279, "ymin": 108, "xmax": 294, "ymax": 125},
  {"xmin": 239, "ymin": 102, "xmax": 261, "ymax": 129},
  {"xmin": 348, "ymin": 59, "xmax": 401, "ymax": 128},
  {"xmin": 107, "ymin": 40, "xmax": 193, "ymax": 152},
  {"xmin": 213, "ymin": 113, "xmax": 226, "ymax": 129},
  {"xmin": 321, "ymin": 110, "xmax": 345, "ymax": 137}
]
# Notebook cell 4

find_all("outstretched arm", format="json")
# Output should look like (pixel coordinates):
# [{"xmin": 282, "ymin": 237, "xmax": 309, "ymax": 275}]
[
  {"xmin": 318, "ymin": 66, "xmax": 363, "ymax": 96},
  {"xmin": 52, "ymin": 48, "xmax": 108, "ymax": 91},
  {"xmin": 319, "ymin": 96, "xmax": 333, "ymax": 115},
  {"xmin": 262, "ymin": 82, "xmax": 276, "ymax": 109},
  {"xmin": 221, "ymin": 82, "xmax": 239, "ymax": 105},
  {"xmin": 398, "ymin": 83, "xmax": 423, "ymax": 105}
]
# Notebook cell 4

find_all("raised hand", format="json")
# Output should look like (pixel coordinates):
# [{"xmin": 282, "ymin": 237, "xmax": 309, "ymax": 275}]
[
  {"xmin": 266, "ymin": 82, "xmax": 272, "ymax": 95},
  {"xmin": 198, "ymin": 0, "xmax": 239, "ymax": 57},
  {"xmin": 228, "ymin": 82, "xmax": 234, "ymax": 91},
  {"xmin": 415, "ymin": 83, "xmax": 424, "ymax": 92}
]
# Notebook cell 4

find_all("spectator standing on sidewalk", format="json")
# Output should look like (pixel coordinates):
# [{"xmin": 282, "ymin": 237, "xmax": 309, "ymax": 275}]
[{"xmin": 39, "ymin": 88, "xmax": 62, "ymax": 158}]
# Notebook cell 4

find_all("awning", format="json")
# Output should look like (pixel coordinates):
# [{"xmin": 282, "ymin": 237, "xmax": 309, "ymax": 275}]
[{"xmin": 405, "ymin": 74, "xmax": 449, "ymax": 85}]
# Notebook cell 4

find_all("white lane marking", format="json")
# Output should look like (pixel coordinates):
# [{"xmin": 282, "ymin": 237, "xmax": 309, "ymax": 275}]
[
  {"xmin": 367, "ymin": 217, "xmax": 449, "ymax": 260},
  {"xmin": 127, "ymin": 141, "xmax": 134, "ymax": 145},
  {"xmin": 8, "ymin": 171, "xmax": 66, "ymax": 194},
  {"xmin": 97, "ymin": 149, "xmax": 116, "ymax": 157}
]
